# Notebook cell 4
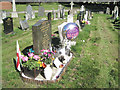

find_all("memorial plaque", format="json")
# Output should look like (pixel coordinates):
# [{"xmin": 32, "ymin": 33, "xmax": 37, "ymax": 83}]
[
  {"xmin": 3, "ymin": 17, "xmax": 13, "ymax": 34},
  {"xmin": 32, "ymin": 20, "xmax": 51, "ymax": 54},
  {"xmin": 38, "ymin": 7, "xmax": 45, "ymax": 16}
]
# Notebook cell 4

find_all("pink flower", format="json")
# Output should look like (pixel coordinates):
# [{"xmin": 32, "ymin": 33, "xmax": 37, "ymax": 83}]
[
  {"xmin": 23, "ymin": 56, "xmax": 28, "ymax": 62},
  {"xmin": 47, "ymin": 49, "xmax": 50, "ymax": 52},
  {"xmin": 33, "ymin": 55, "xmax": 40, "ymax": 60},
  {"xmin": 48, "ymin": 54, "xmax": 51, "ymax": 57},
  {"xmin": 20, "ymin": 55, "xmax": 24, "ymax": 59},
  {"xmin": 43, "ymin": 52, "xmax": 47, "ymax": 55},
  {"xmin": 28, "ymin": 52, "xmax": 34, "ymax": 57},
  {"xmin": 40, "ymin": 49, "xmax": 45, "ymax": 52}
]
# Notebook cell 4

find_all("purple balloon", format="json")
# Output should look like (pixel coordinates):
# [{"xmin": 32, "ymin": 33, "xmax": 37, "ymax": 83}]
[{"xmin": 62, "ymin": 23, "xmax": 79, "ymax": 40}]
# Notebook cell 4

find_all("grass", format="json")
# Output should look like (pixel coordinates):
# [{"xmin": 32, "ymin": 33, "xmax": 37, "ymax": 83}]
[{"xmin": 1, "ymin": 3, "xmax": 119, "ymax": 88}]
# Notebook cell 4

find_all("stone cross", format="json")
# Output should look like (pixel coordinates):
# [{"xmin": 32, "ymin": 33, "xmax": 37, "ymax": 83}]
[
  {"xmin": 11, "ymin": 0, "xmax": 18, "ymax": 18},
  {"xmin": 70, "ymin": 1, "xmax": 74, "ymax": 11}
]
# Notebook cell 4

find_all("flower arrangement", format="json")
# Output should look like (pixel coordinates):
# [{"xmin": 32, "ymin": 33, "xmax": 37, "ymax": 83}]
[{"xmin": 20, "ymin": 49, "xmax": 55, "ymax": 70}]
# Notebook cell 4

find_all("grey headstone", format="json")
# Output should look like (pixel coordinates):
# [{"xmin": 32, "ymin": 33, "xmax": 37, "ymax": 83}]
[
  {"xmin": 19, "ymin": 19, "xmax": 29, "ymax": 30},
  {"xmin": 6, "ymin": 12, "xmax": 10, "ymax": 17},
  {"xmin": 26, "ymin": 5, "xmax": 33, "ymax": 19},
  {"xmin": 2, "ymin": 11, "xmax": 6, "ymax": 19},
  {"xmin": 32, "ymin": 20, "xmax": 51, "ymax": 54},
  {"xmin": 113, "ymin": 6, "xmax": 119, "ymax": 19},
  {"xmin": 3, "ymin": 17, "xmax": 13, "ymax": 34},
  {"xmin": 38, "ymin": 7, "xmax": 45, "ymax": 16},
  {"xmin": 106, "ymin": 7, "xmax": 110, "ymax": 14}
]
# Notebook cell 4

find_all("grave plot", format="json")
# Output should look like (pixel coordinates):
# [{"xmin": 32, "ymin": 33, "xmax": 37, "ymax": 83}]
[{"xmin": 17, "ymin": 21, "xmax": 81, "ymax": 84}]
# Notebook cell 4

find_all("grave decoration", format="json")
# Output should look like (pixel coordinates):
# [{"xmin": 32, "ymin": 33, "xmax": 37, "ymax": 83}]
[
  {"xmin": 18, "ymin": 22, "xmax": 79, "ymax": 84},
  {"xmin": 62, "ymin": 23, "xmax": 79, "ymax": 40}
]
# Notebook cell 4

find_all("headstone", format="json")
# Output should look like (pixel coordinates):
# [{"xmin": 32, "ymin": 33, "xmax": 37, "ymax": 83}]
[
  {"xmin": 88, "ymin": 10, "xmax": 92, "ymax": 19},
  {"xmin": 80, "ymin": 5, "xmax": 85, "ymax": 12},
  {"xmin": 38, "ymin": 7, "xmax": 45, "ymax": 16},
  {"xmin": 2, "ymin": 11, "xmax": 6, "ymax": 19},
  {"xmin": 61, "ymin": 7, "xmax": 65, "ymax": 19},
  {"xmin": 67, "ymin": 15, "xmax": 73, "ymax": 23},
  {"xmin": 84, "ymin": 11, "xmax": 88, "ymax": 21},
  {"xmin": 48, "ymin": 12, "xmax": 51, "ymax": 21},
  {"xmin": 77, "ymin": 11, "xmax": 85, "ymax": 28},
  {"xmin": 32, "ymin": 20, "xmax": 51, "ymax": 54},
  {"xmin": 3, "ymin": 17, "xmax": 13, "ymax": 34},
  {"xmin": 6, "ymin": 12, "xmax": 10, "ymax": 17},
  {"xmin": 19, "ymin": 19, "xmax": 29, "ymax": 30},
  {"xmin": 106, "ymin": 7, "xmax": 110, "ymax": 14},
  {"xmin": 113, "ymin": 6, "xmax": 119, "ymax": 19},
  {"xmin": 26, "ymin": 5, "xmax": 32, "ymax": 19},
  {"xmin": 11, "ymin": 0, "xmax": 18, "ymax": 18},
  {"xmin": 57, "ymin": 10, "xmax": 61, "ymax": 19}
]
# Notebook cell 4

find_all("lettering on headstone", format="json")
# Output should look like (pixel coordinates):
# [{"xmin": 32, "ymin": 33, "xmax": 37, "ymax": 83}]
[{"xmin": 32, "ymin": 20, "xmax": 51, "ymax": 54}]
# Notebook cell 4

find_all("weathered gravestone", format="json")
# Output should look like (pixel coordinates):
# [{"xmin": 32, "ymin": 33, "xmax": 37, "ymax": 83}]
[
  {"xmin": 2, "ymin": 11, "xmax": 6, "ymax": 19},
  {"xmin": 113, "ymin": 6, "xmax": 119, "ymax": 19},
  {"xmin": 19, "ymin": 19, "xmax": 29, "ymax": 30},
  {"xmin": 61, "ymin": 7, "xmax": 65, "ymax": 19},
  {"xmin": 106, "ymin": 7, "xmax": 110, "ymax": 14},
  {"xmin": 32, "ymin": 20, "xmax": 51, "ymax": 54},
  {"xmin": 26, "ymin": 5, "xmax": 33, "ymax": 19},
  {"xmin": 38, "ymin": 7, "xmax": 45, "ymax": 16},
  {"xmin": 3, "ymin": 17, "xmax": 13, "ymax": 34},
  {"xmin": 77, "ymin": 11, "xmax": 85, "ymax": 28}
]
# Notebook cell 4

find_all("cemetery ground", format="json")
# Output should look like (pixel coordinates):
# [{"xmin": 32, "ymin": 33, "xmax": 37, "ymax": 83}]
[{"xmin": 2, "ymin": 4, "xmax": 119, "ymax": 88}]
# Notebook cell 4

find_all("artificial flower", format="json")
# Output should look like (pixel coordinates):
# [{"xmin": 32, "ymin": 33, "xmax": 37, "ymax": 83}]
[
  {"xmin": 28, "ymin": 52, "xmax": 34, "ymax": 57},
  {"xmin": 33, "ymin": 55, "xmax": 40, "ymax": 60},
  {"xmin": 22, "ymin": 56, "xmax": 28, "ymax": 62}
]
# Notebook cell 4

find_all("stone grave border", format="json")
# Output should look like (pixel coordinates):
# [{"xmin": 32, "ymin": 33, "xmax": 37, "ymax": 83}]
[{"xmin": 20, "ymin": 53, "xmax": 73, "ymax": 84}]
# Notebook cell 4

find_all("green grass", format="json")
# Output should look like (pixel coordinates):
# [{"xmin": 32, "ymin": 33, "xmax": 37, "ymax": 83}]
[{"xmin": 2, "ymin": 3, "xmax": 119, "ymax": 88}]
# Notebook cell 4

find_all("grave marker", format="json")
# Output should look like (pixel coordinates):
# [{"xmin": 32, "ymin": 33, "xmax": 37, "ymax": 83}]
[
  {"xmin": 106, "ymin": 7, "xmax": 110, "ymax": 14},
  {"xmin": 26, "ymin": 5, "xmax": 32, "ymax": 19},
  {"xmin": 32, "ymin": 20, "xmax": 51, "ymax": 54},
  {"xmin": 11, "ymin": 0, "xmax": 18, "ymax": 18},
  {"xmin": 19, "ymin": 19, "xmax": 29, "ymax": 30},
  {"xmin": 2, "ymin": 11, "xmax": 6, "ymax": 19},
  {"xmin": 3, "ymin": 17, "xmax": 13, "ymax": 34},
  {"xmin": 70, "ymin": 1, "xmax": 74, "ymax": 15},
  {"xmin": 38, "ymin": 7, "xmax": 45, "ymax": 16}
]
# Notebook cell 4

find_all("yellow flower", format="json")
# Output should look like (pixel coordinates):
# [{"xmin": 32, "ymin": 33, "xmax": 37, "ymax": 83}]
[{"xmin": 37, "ymin": 60, "xmax": 42, "ymax": 67}]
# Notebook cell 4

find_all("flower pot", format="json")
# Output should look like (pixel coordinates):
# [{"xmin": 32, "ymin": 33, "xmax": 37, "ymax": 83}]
[
  {"xmin": 22, "ymin": 67, "xmax": 40, "ymax": 78},
  {"xmin": 44, "ymin": 64, "xmax": 52, "ymax": 80}
]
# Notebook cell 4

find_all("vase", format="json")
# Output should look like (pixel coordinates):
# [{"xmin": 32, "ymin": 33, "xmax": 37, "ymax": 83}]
[
  {"xmin": 44, "ymin": 64, "xmax": 52, "ymax": 80},
  {"xmin": 22, "ymin": 67, "xmax": 40, "ymax": 78}
]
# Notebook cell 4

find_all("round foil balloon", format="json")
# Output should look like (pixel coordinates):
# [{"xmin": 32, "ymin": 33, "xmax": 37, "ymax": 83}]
[{"xmin": 62, "ymin": 23, "xmax": 79, "ymax": 40}]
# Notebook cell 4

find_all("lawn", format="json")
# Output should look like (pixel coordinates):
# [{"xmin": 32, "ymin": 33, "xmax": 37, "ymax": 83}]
[{"xmin": 1, "ymin": 3, "xmax": 119, "ymax": 88}]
